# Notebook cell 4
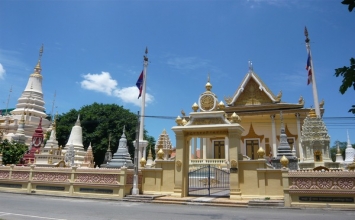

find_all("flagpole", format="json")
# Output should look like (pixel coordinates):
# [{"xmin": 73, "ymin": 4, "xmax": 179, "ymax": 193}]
[
  {"xmin": 139, "ymin": 47, "xmax": 149, "ymax": 159},
  {"xmin": 305, "ymin": 27, "xmax": 321, "ymax": 117}
]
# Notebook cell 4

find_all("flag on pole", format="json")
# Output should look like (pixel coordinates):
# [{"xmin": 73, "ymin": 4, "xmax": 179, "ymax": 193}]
[
  {"xmin": 136, "ymin": 71, "xmax": 144, "ymax": 99},
  {"xmin": 306, "ymin": 52, "xmax": 312, "ymax": 85}
]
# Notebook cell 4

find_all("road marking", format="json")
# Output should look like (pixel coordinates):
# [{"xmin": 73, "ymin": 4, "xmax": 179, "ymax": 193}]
[{"xmin": 0, "ymin": 212, "xmax": 66, "ymax": 220}]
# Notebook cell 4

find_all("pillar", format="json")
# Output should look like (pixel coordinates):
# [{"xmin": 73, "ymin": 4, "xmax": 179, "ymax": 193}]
[
  {"xmin": 202, "ymin": 138, "xmax": 207, "ymax": 163},
  {"xmin": 295, "ymin": 113, "xmax": 303, "ymax": 161},
  {"xmin": 224, "ymin": 137, "xmax": 229, "ymax": 162},
  {"xmin": 172, "ymin": 130, "xmax": 184, "ymax": 197},
  {"xmin": 270, "ymin": 114, "xmax": 277, "ymax": 157},
  {"xmin": 228, "ymin": 128, "xmax": 243, "ymax": 200}
]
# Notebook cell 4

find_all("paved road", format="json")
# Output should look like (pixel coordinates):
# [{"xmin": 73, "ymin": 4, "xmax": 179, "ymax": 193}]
[{"xmin": 0, "ymin": 192, "xmax": 354, "ymax": 220}]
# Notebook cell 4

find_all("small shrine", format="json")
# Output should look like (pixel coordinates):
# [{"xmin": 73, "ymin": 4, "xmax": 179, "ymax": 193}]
[
  {"xmin": 82, "ymin": 142, "xmax": 94, "ymax": 168},
  {"xmin": 299, "ymin": 109, "xmax": 339, "ymax": 169},
  {"xmin": 155, "ymin": 129, "xmax": 174, "ymax": 160},
  {"xmin": 106, "ymin": 126, "xmax": 134, "ymax": 169},
  {"xmin": 21, "ymin": 118, "xmax": 44, "ymax": 164},
  {"xmin": 35, "ymin": 114, "xmax": 64, "ymax": 167},
  {"xmin": 271, "ymin": 112, "xmax": 298, "ymax": 170}
]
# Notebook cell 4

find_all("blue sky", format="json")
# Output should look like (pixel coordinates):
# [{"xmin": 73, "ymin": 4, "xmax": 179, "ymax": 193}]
[{"xmin": 0, "ymin": 0, "xmax": 354, "ymax": 146}]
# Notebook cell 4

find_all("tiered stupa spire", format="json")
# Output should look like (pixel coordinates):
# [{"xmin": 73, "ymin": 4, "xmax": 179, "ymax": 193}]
[
  {"xmin": 344, "ymin": 130, "xmax": 355, "ymax": 167},
  {"xmin": 107, "ymin": 126, "xmax": 134, "ymax": 169},
  {"xmin": 271, "ymin": 111, "xmax": 298, "ymax": 170},
  {"xmin": 299, "ymin": 109, "xmax": 338, "ymax": 169},
  {"xmin": 155, "ymin": 129, "xmax": 173, "ymax": 160},
  {"xmin": 82, "ymin": 142, "xmax": 94, "ymax": 168},
  {"xmin": 11, "ymin": 45, "xmax": 47, "ymax": 119}
]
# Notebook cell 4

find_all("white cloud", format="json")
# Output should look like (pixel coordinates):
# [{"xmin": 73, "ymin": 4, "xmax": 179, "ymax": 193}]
[
  {"xmin": 0, "ymin": 63, "xmax": 5, "ymax": 79},
  {"xmin": 80, "ymin": 71, "xmax": 154, "ymax": 107},
  {"xmin": 81, "ymin": 72, "xmax": 117, "ymax": 95},
  {"xmin": 113, "ymin": 86, "xmax": 154, "ymax": 107}
]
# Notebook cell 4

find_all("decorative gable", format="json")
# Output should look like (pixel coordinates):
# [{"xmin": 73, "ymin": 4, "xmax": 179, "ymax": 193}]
[{"xmin": 225, "ymin": 71, "xmax": 281, "ymax": 106}]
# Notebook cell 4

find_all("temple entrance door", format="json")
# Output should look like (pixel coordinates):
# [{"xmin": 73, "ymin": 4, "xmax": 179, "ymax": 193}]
[
  {"xmin": 214, "ymin": 140, "xmax": 225, "ymax": 159},
  {"xmin": 246, "ymin": 139, "xmax": 259, "ymax": 159}
]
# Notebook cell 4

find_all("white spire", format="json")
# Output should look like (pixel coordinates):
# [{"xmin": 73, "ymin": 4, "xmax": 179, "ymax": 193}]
[
  {"xmin": 344, "ymin": 130, "xmax": 355, "ymax": 163},
  {"xmin": 66, "ymin": 114, "xmax": 84, "ymax": 150},
  {"xmin": 11, "ymin": 45, "xmax": 47, "ymax": 119},
  {"xmin": 347, "ymin": 130, "xmax": 352, "ymax": 148}
]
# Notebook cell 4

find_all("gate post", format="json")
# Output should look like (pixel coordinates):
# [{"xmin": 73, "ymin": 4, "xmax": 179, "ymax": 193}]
[{"xmin": 228, "ymin": 127, "xmax": 244, "ymax": 200}]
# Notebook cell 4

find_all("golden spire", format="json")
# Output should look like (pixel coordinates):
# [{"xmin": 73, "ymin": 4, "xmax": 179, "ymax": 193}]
[
  {"xmin": 32, "ymin": 44, "xmax": 44, "ymax": 76},
  {"xmin": 309, "ymin": 108, "xmax": 316, "ymax": 118}
]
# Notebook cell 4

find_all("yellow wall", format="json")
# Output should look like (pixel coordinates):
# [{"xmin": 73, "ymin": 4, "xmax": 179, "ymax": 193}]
[
  {"xmin": 142, "ymin": 160, "xmax": 175, "ymax": 194},
  {"xmin": 239, "ymin": 160, "xmax": 284, "ymax": 199}
]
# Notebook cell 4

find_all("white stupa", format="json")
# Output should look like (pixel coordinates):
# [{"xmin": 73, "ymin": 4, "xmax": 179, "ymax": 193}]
[
  {"xmin": 344, "ymin": 131, "xmax": 355, "ymax": 169},
  {"xmin": 64, "ymin": 115, "xmax": 86, "ymax": 165},
  {"xmin": 0, "ymin": 45, "xmax": 50, "ymax": 145}
]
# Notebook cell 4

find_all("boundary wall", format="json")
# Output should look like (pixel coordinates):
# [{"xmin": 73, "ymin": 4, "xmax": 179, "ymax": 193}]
[{"xmin": 0, "ymin": 165, "xmax": 141, "ymax": 199}]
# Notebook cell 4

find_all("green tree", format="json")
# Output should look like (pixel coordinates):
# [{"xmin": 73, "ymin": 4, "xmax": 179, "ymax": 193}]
[
  {"xmin": 56, "ymin": 103, "xmax": 155, "ymax": 167},
  {"xmin": 335, "ymin": 1, "xmax": 355, "ymax": 113},
  {"xmin": 0, "ymin": 139, "xmax": 28, "ymax": 165}
]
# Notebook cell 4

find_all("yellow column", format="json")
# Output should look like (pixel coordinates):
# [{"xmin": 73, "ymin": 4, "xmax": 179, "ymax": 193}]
[
  {"xmin": 172, "ymin": 130, "xmax": 184, "ymax": 197},
  {"xmin": 282, "ymin": 169, "xmax": 290, "ymax": 207},
  {"xmin": 228, "ymin": 127, "xmax": 243, "ymax": 200}
]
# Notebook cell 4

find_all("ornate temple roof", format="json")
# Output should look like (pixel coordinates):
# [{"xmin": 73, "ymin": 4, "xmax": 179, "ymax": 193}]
[{"xmin": 223, "ymin": 66, "xmax": 309, "ymax": 114}]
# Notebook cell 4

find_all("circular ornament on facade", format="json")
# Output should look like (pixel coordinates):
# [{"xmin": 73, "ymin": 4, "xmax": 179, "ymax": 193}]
[{"xmin": 198, "ymin": 94, "xmax": 217, "ymax": 112}]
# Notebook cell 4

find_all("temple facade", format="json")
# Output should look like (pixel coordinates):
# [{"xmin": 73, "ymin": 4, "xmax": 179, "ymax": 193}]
[{"xmin": 187, "ymin": 67, "xmax": 323, "ymax": 167}]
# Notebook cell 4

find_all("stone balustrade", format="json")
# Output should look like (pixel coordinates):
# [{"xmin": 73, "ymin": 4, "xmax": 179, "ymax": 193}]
[{"xmin": 0, "ymin": 165, "xmax": 135, "ymax": 199}]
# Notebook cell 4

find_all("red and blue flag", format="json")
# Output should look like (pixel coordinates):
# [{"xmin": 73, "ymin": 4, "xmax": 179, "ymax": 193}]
[
  {"xmin": 136, "ymin": 71, "xmax": 144, "ymax": 99},
  {"xmin": 306, "ymin": 52, "xmax": 312, "ymax": 85}
]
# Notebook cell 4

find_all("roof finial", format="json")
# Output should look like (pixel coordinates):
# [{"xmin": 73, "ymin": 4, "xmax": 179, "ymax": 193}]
[
  {"xmin": 33, "ymin": 44, "xmax": 44, "ymax": 75},
  {"xmin": 39, "ymin": 44, "xmax": 44, "ymax": 61},
  {"xmin": 248, "ymin": 60, "xmax": 253, "ymax": 72},
  {"xmin": 75, "ymin": 114, "xmax": 81, "ymax": 126},
  {"xmin": 304, "ymin": 26, "xmax": 310, "ymax": 43},
  {"xmin": 207, "ymin": 73, "xmax": 210, "ymax": 82},
  {"xmin": 347, "ymin": 130, "xmax": 351, "ymax": 145},
  {"xmin": 280, "ymin": 111, "xmax": 284, "ymax": 126},
  {"xmin": 144, "ymin": 47, "xmax": 148, "ymax": 62}
]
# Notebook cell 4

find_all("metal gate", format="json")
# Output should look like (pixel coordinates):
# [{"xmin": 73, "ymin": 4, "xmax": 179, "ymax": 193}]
[{"xmin": 188, "ymin": 165, "xmax": 230, "ymax": 197}]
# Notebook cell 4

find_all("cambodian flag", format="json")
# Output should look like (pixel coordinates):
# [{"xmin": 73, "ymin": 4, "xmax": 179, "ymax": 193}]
[
  {"xmin": 306, "ymin": 52, "xmax": 312, "ymax": 85},
  {"xmin": 136, "ymin": 71, "xmax": 144, "ymax": 99}
]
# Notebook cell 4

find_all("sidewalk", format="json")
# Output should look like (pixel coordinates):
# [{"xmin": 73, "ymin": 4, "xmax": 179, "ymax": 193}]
[{"xmin": 124, "ymin": 194, "xmax": 284, "ymax": 208}]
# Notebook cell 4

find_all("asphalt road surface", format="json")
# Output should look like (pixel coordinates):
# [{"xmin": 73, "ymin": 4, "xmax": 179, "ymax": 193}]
[{"xmin": 0, "ymin": 192, "xmax": 354, "ymax": 220}]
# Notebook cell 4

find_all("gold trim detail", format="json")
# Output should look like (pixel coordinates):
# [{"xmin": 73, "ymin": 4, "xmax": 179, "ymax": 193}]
[
  {"xmin": 241, "ymin": 123, "xmax": 264, "ymax": 143},
  {"xmin": 190, "ymin": 118, "xmax": 225, "ymax": 125},
  {"xmin": 231, "ymin": 160, "xmax": 237, "ymax": 168}
]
